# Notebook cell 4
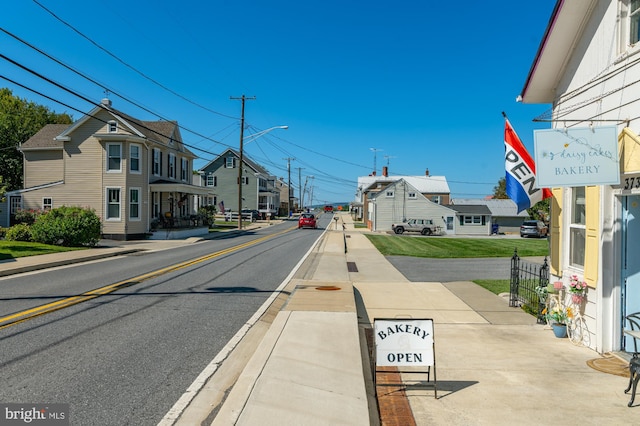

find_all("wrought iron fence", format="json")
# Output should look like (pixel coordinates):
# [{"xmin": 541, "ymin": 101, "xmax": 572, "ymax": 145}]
[{"xmin": 509, "ymin": 249, "xmax": 549, "ymax": 324}]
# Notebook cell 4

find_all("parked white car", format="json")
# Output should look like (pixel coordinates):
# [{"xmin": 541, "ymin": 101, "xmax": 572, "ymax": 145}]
[{"xmin": 391, "ymin": 219, "xmax": 440, "ymax": 235}]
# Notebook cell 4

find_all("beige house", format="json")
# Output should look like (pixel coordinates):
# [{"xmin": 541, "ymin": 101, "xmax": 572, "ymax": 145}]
[{"xmin": 17, "ymin": 99, "xmax": 213, "ymax": 240}]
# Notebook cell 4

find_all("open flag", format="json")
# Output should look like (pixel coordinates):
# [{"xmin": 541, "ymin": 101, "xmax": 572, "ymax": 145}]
[
  {"xmin": 218, "ymin": 201, "xmax": 225, "ymax": 214},
  {"xmin": 504, "ymin": 118, "xmax": 551, "ymax": 213}
]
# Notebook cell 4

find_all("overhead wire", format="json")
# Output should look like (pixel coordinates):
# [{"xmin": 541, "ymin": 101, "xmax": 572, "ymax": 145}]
[
  {"xmin": 8, "ymin": 4, "xmax": 497, "ymax": 200},
  {"xmin": 0, "ymin": 71, "xmax": 223, "ymax": 159},
  {"xmin": 0, "ymin": 27, "xmax": 239, "ymax": 153},
  {"xmin": 31, "ymin": 0, "xmax": 239, "ymax": 121}
]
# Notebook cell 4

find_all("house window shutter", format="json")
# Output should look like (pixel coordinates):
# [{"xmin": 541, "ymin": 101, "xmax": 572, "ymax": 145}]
[
  {"xmin": 550, "ymin": 187, "xmax": 563, "ymax": 276},
  {"xmin": 584, "ymin": 185, "xmax": 600, "ymax": 288},
  {"xmin": 482, "ymin": 216, "xmax": 486, "ymax": 225},
  {"xmin": 459, "ymin": 216, "xmax": 464, "ymax": 226}
]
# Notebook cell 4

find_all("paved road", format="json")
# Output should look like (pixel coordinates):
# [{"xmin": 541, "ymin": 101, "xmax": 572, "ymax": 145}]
[
  {"xmin": 386, "ymin": 255, "xmax": 547, "ymax": 282},
  {"xmin": 0, "ymin": 218, "xmax": 330, "ymax": 426}
]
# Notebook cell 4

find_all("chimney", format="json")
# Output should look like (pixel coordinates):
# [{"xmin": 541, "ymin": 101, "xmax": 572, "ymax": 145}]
[
  {"xmin": 425, "ymin": 168, "xmax": 429, "ymax": 176},
  {"xmin": 382, "ymin": 166, "xmax": 388, "ymax": 177},
  {"xmin": 101, "ymin": 98, "xmax": 112, "ymax": 107},
  {"xmin": 371, "ymin": 171, "xmax": 376, "ymax": 176}
]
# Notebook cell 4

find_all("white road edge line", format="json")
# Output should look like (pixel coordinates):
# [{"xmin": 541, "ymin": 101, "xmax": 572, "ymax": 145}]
[{"xmin": 158, "ymin": 227, "xmax": 328, "ymax": 425}]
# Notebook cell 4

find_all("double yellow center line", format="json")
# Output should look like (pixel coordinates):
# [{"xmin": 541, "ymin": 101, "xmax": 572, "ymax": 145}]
[{"xmin": 0, "ymin": 228, "xmax": 292, "ymax": 330}]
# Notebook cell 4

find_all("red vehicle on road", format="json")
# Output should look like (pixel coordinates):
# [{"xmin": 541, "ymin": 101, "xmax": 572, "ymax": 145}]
[
  {"xmin": 298, "ymin": 213, "xmax": 317, "ymax": 229},
  {"xmin": 324, "ymin": 205, "xmax": 334, "ymax": 212}
]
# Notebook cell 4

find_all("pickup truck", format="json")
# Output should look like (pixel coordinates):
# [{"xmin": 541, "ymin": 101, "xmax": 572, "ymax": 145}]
[{"xmin": 391, "ymin": 219, "xmax": 440, "ymax": 235}]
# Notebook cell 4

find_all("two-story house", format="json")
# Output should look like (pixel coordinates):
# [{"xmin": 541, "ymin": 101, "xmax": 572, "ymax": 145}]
[
  {"xmin": 520, "ymin": 0, "xmax": 640, "ymax": 355},
  {"xmin": 198, "ymin": 148, "xmax": 281, "ymax": 219},
  {"xmin": 15, "ymin": 98, "xmax": 213, "ymax": 240}
]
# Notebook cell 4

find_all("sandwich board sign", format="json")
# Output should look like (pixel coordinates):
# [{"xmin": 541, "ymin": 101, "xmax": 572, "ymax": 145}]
[{"xmin": 374, "ymin": 318, "xmax": 437, "ymax": 397}]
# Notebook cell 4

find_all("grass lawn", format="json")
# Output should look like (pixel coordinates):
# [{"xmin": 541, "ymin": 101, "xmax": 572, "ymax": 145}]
[
  {"xmin": 473, "ymin": 279, "xmax": 510, "ymax": 295},
  {"xmin": 365, "ymin": 234, "xmax": 549, "ymax": 258},
  {"xmin": 0, "ymin": 241, "xmax": 84, "ymax": 260}
]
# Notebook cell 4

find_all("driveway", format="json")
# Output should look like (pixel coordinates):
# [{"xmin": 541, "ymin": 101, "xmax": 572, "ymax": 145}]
[{"xmin": 386, "ymin": 256, "xmax": 547, "ymax": 282}]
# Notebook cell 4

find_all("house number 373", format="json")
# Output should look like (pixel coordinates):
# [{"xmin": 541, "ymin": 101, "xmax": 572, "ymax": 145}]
[{"xmin": 623, "ymin": 176, "xmax": 640, "ymax": 190}]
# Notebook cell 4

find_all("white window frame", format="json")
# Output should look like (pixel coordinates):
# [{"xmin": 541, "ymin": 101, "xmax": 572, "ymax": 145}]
[
  {"xmin": 42, "ymin": 197, "xmax": 53, "ymax": 211},
  {"xmin": 206, "ymin": 174, "xmax": 216, "ymax": 187},
  {"xmin": 226, "ymin": 157, "xmax": 236, "ymax": 168},
  {"xmin": 431, "ymin": 195, "xmax": 442, "ymax": 204},
  {"xmin": 408, "ymin": 192, "xmax": 417, "ymax": 199},
  {"xmin": 106, "ymin": 143, "xmax": 122, "ymax": 172},
  {"xmin": 152, "ymin": 192, "xmax": 160, "ymax": 218},
  {"xmin": 464, "ymin": 215, "xmax": 482, "ymax": 225},
  {"xmin": 181, "ymin": 158, "xmax": 188, "ymax": 181},
  {"xmin": 108, "ymin": 120, "xmax": 118, "ymax": 133},
  {"xmin": 242, "ymin": 176, "xmax": 249, "ymax": 185},
  {"xmin": 129, "ymin": 188, "xmax": 141, "ymax": 220},
  {"xmin": 385, "ymin": 191, "xmax": 394, "ymax": 198},
  {"xmin": 153, "ymin": 149, "xmax": 161, "ymax": 176},
  {"xmin": 168, "ymin": 153, "xmax": 176, "ymax": 179},
  {"xmin": 106, "ymin": 187, "xmax": 121, "ymax": 221},
  {"xmin": 631, "ymin": 0, "xmax": 640, "ymax": 45},
  {"xmin": 130, "ymin": 144, "xmax": 141, "ymax": 174},
  {"xmin": 569, "ymin": 187, "xmax": 586, "ymax": 269},
  {"xmin": 10, "ymin": 196, "xmax": 22, "ymax": 214}
]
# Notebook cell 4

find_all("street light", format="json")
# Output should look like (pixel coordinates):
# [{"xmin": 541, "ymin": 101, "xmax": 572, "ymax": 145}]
[{"xmin": 238, "ymin": 125, "xmax": 288, "ymax": 229}]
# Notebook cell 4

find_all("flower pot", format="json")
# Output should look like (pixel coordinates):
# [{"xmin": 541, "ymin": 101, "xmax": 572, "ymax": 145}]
[
  {"xmin": 571, "ymin": 294, "xmax": 585, "ymax": 304},
  {"xmin": 547, "ymin": 283, "xmax": 559, "ymax": 294},
  {"xmin": 552, "ymin": 324, "xmax": 567, "ymax": 338}
]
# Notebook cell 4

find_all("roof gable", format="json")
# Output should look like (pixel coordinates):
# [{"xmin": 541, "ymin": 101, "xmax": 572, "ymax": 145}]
[
  {"xmin": 20, "ymin": 124, "xmax": 69, "ymax": 150},
  {"xmin": 520, "ymin": 0, "xmax": 599, "ymax": 103},
  {"xmin": 54, "ymin": 101, "xmax": 195, "ymax": 158},
  {"xmin": 199, "ymin": 148, "xmax": 271, "ymax": 176}
]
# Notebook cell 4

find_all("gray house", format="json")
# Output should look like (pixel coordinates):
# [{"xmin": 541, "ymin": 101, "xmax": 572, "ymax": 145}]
[
  {"xmin": 451, "ymin": 198, "xmax": 529, "ymax": 234},
  {"xmin": 445, "ymin": 204, "xmax": 493, "ymax": 236},
  {"xmin": 368, "ymin": 179, "xmax": 456, "ymax": 233},
  {"xmin": 198, "ymin": 149, "xmax": 281, "ymax": 218}
]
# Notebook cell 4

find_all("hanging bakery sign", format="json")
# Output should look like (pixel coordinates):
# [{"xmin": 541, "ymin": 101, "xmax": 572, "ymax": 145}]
[{"xmin": 534, "ymin": 126, "xmax": 620, "ymax": 187}]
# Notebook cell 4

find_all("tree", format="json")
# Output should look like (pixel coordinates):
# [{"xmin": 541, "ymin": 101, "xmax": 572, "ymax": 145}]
[
  {"xmin": 0, "ymin": 88, "xmax": 73, "ymax": 191},
  {"xmin": 493, "ymin": 176, "xmax": 549, "ymax": 220},
  {"xmin": 492, "ymin": 177, "xmax": 508, "ymax": 199}
]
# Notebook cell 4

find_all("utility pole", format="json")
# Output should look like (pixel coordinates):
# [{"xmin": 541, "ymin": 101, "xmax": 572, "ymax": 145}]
[
  {"xmin": 283, "ymin": 157, "xmax": 295, "ymax": 216},
  {"xmin": 231, "ymin": 94, "xmax": 255, "ymax": 229},
  {"xmin": 295, "ymin": 167, "xmax": 304, "ymax": 210}
]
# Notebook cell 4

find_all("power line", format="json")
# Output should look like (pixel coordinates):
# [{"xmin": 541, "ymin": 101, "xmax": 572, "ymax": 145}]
[
  {"xmin": 0, "ymin": 74, "xmax": 222, "ymax": 159},
  {"xmin": 0, "ymin": 53, "xmax": 240, "ymax": 158},
  {"xmin": 30, "ymin": 0, "xmax": 238, "ymax": 120}
]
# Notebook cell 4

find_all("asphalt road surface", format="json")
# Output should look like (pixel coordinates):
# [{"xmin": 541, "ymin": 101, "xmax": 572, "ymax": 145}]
[{"xmin": 0, "ymin": 217, "xmax": 331, "ymax": 426}]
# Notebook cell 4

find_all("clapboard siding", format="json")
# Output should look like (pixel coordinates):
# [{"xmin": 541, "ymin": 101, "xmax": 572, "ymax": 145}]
[{"xmin": 23, "ymin": 151, "xmax": 63, "ymax": 187}]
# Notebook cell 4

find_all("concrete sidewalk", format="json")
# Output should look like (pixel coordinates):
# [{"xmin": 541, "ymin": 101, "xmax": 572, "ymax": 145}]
[{"xmin": 205, "ymin": 214, "xmax": 635, "ymax": 425}]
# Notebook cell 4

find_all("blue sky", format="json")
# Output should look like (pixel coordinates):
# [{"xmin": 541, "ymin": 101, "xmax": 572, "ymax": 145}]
[{"xmin": 3, "ymin": 1, "xmax": 557, "ymax": 204}]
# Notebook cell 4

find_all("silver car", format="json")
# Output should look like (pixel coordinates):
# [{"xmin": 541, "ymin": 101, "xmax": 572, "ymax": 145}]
[{"xmin": 520, "ymin": 220, "xmax": 548, "ymax": 238}]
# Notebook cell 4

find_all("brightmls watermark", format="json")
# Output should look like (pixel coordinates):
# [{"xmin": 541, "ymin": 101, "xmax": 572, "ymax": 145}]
[{"xmin": 0, "ymin": 404, "xmax": 68, "ymax": 425}]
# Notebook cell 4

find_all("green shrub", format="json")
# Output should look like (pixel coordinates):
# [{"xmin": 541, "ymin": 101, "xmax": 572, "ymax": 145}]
[
  {"xmin": 5, "ymin": 223, "xmax": 33, "ymax": 241},
  {"xmin": 198, "ymin": 205, "xmax": 217, "ymax": 226},
  {"xmin": 14, "ymin": 209, "xmax": 43, "ymax": 225},
  {"xmin": 0, "ymin": 227, "xmax": 6, "ymax": 239},
  {"xmin": 31, "ymin": 206, "xmax": 102, "ymax": 247}
]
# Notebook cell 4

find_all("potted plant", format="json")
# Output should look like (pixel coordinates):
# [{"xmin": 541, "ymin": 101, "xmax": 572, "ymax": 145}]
[
  {"xmin": 542, "ymin": 304, "xmax": 571, "ymax": 338},
  {"xmin": 568, "ymin": 274, "xmax": 587, "ymax": 304}
]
